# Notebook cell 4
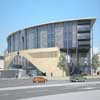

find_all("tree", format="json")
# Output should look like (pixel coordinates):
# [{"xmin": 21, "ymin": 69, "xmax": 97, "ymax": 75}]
[
  {"xmin": 92, "ymin": 54, "xmax": 100, "ymax": 71},
  {"xmin": 58, "ymin": 52, "xmax": 69, "ymax": 76}
]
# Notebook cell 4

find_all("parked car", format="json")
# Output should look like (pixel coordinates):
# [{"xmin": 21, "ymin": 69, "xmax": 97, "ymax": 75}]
[
  {"xmin": 70, "ymin": 75, "xmax": 86, "ymax": 82},
  {"xmin": 32, "ymin": 76, "xmax": 48, "ymax": 83}
]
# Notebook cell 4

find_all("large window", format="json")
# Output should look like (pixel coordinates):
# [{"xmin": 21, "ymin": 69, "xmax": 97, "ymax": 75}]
[
  {"xmin": 47, "ymin": 24, "xmax": 55, "ymax": 47},
  {"xmin": 78, "ymin": 41, "xmax": 90, "ymax": 45},
  {"xmin": 77, "ymin": 33, "xmax": 90, "ymax": 40},
  {"xmin": 24, "ymin": 29, "xmax": 27, "ymax": 49},
  {"xmin": 7, "ymin": 37, "xmax": 11, "ymax": 53},
  {"xmin": 33, "ymin": 28, "xmax": 38, "ymax": 48},
  {"xmin": 64, "ymin": 22, "xmax": 73, "ymax": 49},
  {"xmin": 77, "ymin": 25, "xmax": 90, "ymax": 32}
]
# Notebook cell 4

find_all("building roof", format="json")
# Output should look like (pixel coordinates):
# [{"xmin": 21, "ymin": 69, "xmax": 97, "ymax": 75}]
[{"xmin": 7, "ymin": 17, "xmax": 96, "ymax": 39}]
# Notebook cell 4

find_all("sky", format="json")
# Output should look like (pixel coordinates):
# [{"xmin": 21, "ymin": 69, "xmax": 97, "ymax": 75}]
[{"xmin": 0, "ymin": 0, "xmax": 100, "ymax": 55}]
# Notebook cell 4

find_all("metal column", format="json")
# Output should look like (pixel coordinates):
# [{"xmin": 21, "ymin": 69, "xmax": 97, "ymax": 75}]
[
  {"xmin": 76, "ymin": 25, "xmax": 78, "ymax": 66},
  {"xmin": 91, "ymin": 25, "xmax": 94, "ymax": 76}
]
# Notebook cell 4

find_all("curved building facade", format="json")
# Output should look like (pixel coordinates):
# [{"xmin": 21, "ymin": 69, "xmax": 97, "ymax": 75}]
[{"xmin": 5, "ymin": 18, "xmax": 96, "ymax": 78}]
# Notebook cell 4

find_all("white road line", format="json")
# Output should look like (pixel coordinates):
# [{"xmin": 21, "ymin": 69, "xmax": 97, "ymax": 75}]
[
  {"xmin": 26, "ymin": 89, "xmax": 48, "ymax": 93},
  {"xmin": 0, "ymin": 86, "xmax": 33, "ymax": 91},
  {"xmin": 82, "ymin": 87, "xmax": 95, "ymax": 90},
  {"xmin": 0, "ymin": 93, "xmax": 10, "ymax": 96},
  {"xmin": 0, "ymin": 81, "xmax": 100, "ymax": 91},
  {"xmin": 26, "ymin": 90, "xmax": 34, "ymax": 93}
]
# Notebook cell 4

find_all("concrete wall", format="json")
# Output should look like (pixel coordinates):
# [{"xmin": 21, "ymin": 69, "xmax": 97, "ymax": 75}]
[{"xmin": 4, "ymin": 48, "xmax": 66, "ymax": 78}]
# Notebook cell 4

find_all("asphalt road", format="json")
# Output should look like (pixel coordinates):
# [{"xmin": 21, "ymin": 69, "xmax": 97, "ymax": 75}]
[
  {"xmin": 0, "ymin": 80, "xmax": 100, "ymax": 100},
  {"xmin": 0, "ymin": 78, "xmax": 100, "ymax": 88},
  {"xmin": 19, "ymin": 90, "xmax": 100, "ymax": 100},
  {"xmin": 0, "ymin": 79, "xmax": 70, "ymax": 88}
]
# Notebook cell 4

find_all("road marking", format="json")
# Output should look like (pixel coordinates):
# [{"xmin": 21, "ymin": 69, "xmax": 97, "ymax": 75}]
[
  {"xmin": 0, "ymin": 81, "xmax": 100, "ymax": 91},
  {"xmin": 0, "ymin": 93, "xmax": 10, "ymax": 96},
  {"xmin": 26, "ymin": 90, "xmax": 34, "ymax": 93},
  {"xmin": 82, "ymin": 87, "xmax": 95, "ymax": 90},
  {"xmin": 26, "ymin": 89, "xmax": 49, "ymax": 93}
]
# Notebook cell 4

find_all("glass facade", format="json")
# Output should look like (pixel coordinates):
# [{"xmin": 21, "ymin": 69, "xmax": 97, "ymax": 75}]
[
  {"xmin": 77, "ymin": 33, "xmax": 90, "ymax": 40},
  {"xmin": 63, "ymin": 22, "xmax": 73, "ymax": 49},
  {"xmin": 7, "ymin": 21, "xmax": 79, "ymax": 52},
  {"xmin": 55, "ymin": 23, "xmax": 63, "ymax": 48},
  {"xmin": 32, "ymin": 27, "xmax": 38, "ymax": 48},
  {"xmin": 77, "ymin": 23, "xmax": 91, "ymax": 49},
  {"xmin": 7, "ymin": 19, "xmax": 94, "ymax": 65},
  {"xmin": 77, "ymin": 21, "xmax": 91, "ymax": 66},
  {"xmin": 9, "ymin": 55, "xmax": 43, "ymax": 76},
  {"xmin": 77, "ymin": 24, "xmax": 90, "ymax": 32},
  {"xmin": 47, "ymin": 24, "xmax": 55, "ymax": 47},
  {"xmin": 6, "ymin": 18, "xmax": 95, "ymax": 76}
]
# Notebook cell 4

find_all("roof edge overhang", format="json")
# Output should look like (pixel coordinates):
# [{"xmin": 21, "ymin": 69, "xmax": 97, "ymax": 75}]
[{"xmin": 7, "ymin": 17, "xmax": 96, "ymax": 40}]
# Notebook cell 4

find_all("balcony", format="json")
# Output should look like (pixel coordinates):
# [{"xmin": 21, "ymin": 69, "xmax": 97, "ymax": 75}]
[
  {"xmin": 77, "ymin": 25, "xmax": 90, "ymax": 32},
  {"xmin": 77, "ymin": 33, "xmax": 90, "ymax": 40},
  {"xmin": 78, "ymin": 46, "xmax": 90, "ymax": 50},
  {"xmin": 78, "ymin": 41, "xmax": 90, "ymax": 46}
]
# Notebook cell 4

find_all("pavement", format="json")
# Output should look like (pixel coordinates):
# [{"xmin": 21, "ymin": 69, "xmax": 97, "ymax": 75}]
[{"xmin": 0, "ymin": 79, "xmax": 100, "ymax": 100}]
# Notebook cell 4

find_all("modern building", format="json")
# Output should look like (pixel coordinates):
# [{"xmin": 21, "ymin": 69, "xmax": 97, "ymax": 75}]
[{"xmin": 5, "ymin": 18, "xmax": 96, "ymax": 77}]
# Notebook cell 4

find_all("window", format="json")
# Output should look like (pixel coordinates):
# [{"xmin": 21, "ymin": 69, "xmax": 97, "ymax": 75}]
[
  {"xmin": 77, "ymin": 25, "xmax": 90, "ymax": 32},
  {"xmin": 77, "ymin": 33, "xmax": 90, "ymax": 40},
  {"xmin": 78, "ymin": 41, "xmax": 90, "ymax": 45}
]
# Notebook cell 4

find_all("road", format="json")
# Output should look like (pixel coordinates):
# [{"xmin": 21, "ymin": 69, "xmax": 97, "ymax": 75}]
[
  {"xmin": 19, "ymin": 90, "xmax": 100, "ymax": 100},
  {"xmin": 0, "ymin": 79, "xmax": 69, "ymax": 88},
  {"xmin": 0, "ymin": 78, "xmax": 100, "ymax": 88},
  {"xmin": 0, "ymin": 79, "xmax": 100, "ymax": 100}
]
